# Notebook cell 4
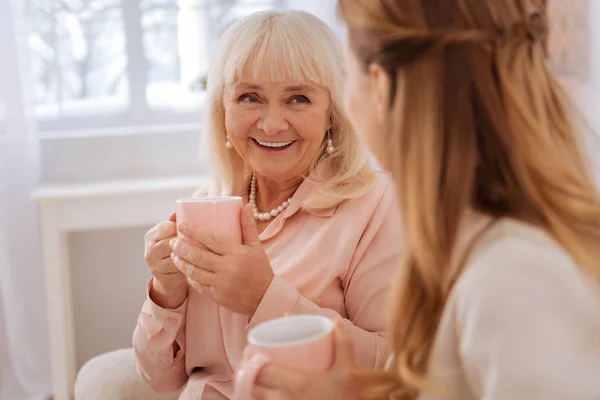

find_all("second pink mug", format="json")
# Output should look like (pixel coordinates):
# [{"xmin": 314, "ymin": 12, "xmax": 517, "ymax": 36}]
[
  {"xmin": 233, "ymin": 315, "xmax": 335, "ymax": 400},
  {"xmin": 176, "ymin": 196, "xmax": 243, "ymax": 245}
]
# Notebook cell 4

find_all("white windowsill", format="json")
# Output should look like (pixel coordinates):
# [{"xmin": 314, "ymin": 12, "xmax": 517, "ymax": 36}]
[
  {"xmin": 32, "ymin": 175, "xmax": 209, "ymax": 231},
  {"xmin": 38, "ymin": 121, "xmax": 203, "ymax": 141},
  {"xmin": 31, "ymin": 175, "xmax": 207, "ymax": 201}
]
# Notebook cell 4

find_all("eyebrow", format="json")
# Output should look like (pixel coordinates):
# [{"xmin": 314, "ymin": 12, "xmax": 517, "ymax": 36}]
[
  {"xmin": 284, "ymin": 85, "xmax": 316, "ymax": 93},
  {"xmin": 234, "ymin": 83, "xmax": 316, "ymax": 93},
  {"xmin": 235, "ymin": 83, "xmax": 262, "ymax": 90}
]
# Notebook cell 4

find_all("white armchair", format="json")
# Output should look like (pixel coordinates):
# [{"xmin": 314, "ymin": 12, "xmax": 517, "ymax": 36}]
[{"xmin": 74, "ymin": 348, "xmax": 182, "ymax": 400}]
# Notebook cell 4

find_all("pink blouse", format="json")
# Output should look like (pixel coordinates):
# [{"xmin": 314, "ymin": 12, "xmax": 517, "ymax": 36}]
[{"xmin": 133, "ymin": 172, "xmax": 401, "ymax": 399}]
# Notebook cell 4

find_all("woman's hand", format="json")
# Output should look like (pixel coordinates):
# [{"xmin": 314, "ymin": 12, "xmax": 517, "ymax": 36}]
[
  {"xmin": 169, "ymin": 204, "xmax": 274, "ymax": 316},
  {"xmin": 144, "ymin": 212, "xmax": 188, "ymax": 309},
  {"xmin": 252, "ymin": 321, "xmax": 363, "ymax": 400}
]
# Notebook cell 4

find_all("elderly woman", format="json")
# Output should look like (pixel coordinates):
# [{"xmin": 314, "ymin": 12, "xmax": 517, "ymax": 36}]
[{"xmin": 125, "ymin": 9, "xmax": 401, "ymax": 400}]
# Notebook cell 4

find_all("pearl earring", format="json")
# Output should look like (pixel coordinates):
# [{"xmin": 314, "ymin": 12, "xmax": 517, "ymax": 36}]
[
  {"xmin": 326, "ymin": 131, "xmax": 334, "ymax": 154},
  {"xmin": 225, "ymin": 136, "xmax": 232, "ymax": 149}
]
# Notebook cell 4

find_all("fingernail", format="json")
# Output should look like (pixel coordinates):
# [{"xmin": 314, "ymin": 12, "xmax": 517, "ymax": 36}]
[
  {"xmin": 169, "ymin": 238, "xmax": 177, "ymax": 248},
  {"xmin": 178, "ymin": 223, "xmax": 189, "ymax": 233},
  {"xmin": 170, "ymin": 252, "xmax": 177, "ymax": 260}
]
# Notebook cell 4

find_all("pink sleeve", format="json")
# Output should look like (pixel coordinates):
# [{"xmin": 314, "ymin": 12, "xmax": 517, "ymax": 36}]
[
  {"xmin": 133, "ymin": 278, "xmax": 189, "ymax": 392},
  {"xmin": 247, "ymin": 180, "xmax": 400, "ymax": 369}
]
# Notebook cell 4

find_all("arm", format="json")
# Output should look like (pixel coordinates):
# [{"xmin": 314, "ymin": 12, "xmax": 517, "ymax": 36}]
[
  {"xmin": 455, "ymin": 238, "xmax": 600, "ymax": 399},
  {"xmin": 133, "ymin": 185, "xmax": 211, "ymax": 392},
  {"xmin": 247, "ymin": 180, "xmax": 401, "ymax": 369},
  {"xmin": 133, "ymin": 280, "xmax": 189, "ymax": 392}
]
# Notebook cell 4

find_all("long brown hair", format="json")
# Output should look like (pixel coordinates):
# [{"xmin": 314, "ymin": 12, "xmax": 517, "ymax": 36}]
[{"xmin": 338, "ymin": 0, "xmax": 600, "ymax": 398}]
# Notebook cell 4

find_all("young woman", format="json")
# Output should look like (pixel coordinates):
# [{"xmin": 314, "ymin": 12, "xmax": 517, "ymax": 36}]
[{"xmin": 252, "ymin": 0, "xmax": 600, "ymax": 399}]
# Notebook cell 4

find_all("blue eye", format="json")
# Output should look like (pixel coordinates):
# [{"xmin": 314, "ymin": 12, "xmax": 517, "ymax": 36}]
[
  {"xmin": 290, "ymin": 95, "xmax": 309, "ymax": 104},
  {"xmin": 240, "ymin": 94, "xmax": 259, "ymax": 103}
]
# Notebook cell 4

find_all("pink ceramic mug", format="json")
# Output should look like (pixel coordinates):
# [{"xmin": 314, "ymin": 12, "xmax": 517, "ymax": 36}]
[
  {"xmin": 175, "ymin": 196, "xmax": 243, "ymax": 245},
  {"xmin": 233, "ymin": 315, "xmax": 335, "ymax": 400}
]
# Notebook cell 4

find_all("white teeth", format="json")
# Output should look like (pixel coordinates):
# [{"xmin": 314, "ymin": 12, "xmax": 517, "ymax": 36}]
[{"xmin": 256, "ymin": 139, "xmax": 293, "ymax": 148}]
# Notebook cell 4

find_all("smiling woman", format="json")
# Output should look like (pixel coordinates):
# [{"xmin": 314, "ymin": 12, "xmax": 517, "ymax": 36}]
[
  {"xmin": 203, "ymin": 10, "xmax": 372, "ymax": 210},
  {"xmin": 112, "ymin": 9, "xmax": 403, "ymax": 400},
  {"xmin": 223, "ymin": 80, "xmax": 331, "ymax": 189}
]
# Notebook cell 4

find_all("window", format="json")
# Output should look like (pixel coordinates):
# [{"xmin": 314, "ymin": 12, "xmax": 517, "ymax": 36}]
[{"xmin": 26, "ymin": 0, "xmax": 285, "ymax": 134}]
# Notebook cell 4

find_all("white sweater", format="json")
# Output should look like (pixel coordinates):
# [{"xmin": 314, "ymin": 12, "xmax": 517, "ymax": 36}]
[{"xmin": 419, "ymin": 216, "xmax": 600, "ymax": 400}]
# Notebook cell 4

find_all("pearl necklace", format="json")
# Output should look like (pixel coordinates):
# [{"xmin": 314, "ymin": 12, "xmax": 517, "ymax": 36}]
[{"xmin": 249, "ymin": 173, "xmax": 293, "ymax": 221}]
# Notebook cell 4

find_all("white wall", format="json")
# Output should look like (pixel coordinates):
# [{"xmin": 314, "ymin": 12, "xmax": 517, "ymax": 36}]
[
  {"xmin": 70, "ymin": 227, "xmax": 152, "ymax": 369},
  {"xmin": 557, "ymin": 0, "xmax": 600, "ymax": 186}
]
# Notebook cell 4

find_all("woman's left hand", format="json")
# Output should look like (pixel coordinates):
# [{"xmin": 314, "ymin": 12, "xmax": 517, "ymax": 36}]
[
  {"xmin": 169, "ymin": 204, "xmax": 274, "ymax": 317},
  {"xmin": 252, "ymin": 321, "xmax": 363, "ymax": 400}
]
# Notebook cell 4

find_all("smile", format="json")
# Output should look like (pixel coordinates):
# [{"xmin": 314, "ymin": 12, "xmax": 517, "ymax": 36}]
[{"xmin": 253, "ymin": 138, "xmax": 294, "ymax": 150}]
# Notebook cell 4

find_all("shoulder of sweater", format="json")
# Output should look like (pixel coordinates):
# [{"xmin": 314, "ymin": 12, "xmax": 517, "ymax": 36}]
[{"xmin": 453, "ymin": 218, "xmax": 598, "ymax": 308}]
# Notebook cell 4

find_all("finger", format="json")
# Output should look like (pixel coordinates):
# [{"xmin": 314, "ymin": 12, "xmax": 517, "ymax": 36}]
[
  {"xmin": 255, "ymin": 365, "xmax": 305, "ymax": 389},
  {"xmin": 187, "ymin": 276, "xmax": 209, "ymax": 293},
  {"xmin": 154, "ymin": 258, "xmax": 179, "ymax": 273},
  {"xmin": 145, "ymin": 221, "xmax": 177, "ymax": 243},
  {"xmin": 168, "ymin": 211, "xmax": 177, "ymax": 222},
  {"xmin": 147, "ymin": 237, "xmax": 176, "ymax": 261},
  {"xmin": 177, "ymin": 223, "xmax": 238, "ymax": 256},
  {"xmin": 171, "ymin": 253, "xmax": 216, "ymax": 287},
  {"xmin": 241, "ymin": 203, "xmax": 261, "ymax": 247},
  {"xmin": 170, "ymin": 238, "xmax": 221, "ymax": 272},
  {"xmin": 152, "ymin": 258, "xmax": 184, "ymax": 280},
  {"xmin": 332, "ymin": 318, "xmax": 355, "ymax": 366},
  {"xmin": 252, "ymin": 386, "xmax": 287, "ymax": 400}
]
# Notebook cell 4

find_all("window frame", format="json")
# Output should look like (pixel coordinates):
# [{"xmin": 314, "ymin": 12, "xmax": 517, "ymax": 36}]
[{"xmin": 30, "ymin": 0, "xmax": 288, "ymax": 138}]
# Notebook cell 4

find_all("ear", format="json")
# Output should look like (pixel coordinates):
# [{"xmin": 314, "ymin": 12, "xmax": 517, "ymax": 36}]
[{"xmin": 367, "ymin": 63, "xmax": 392, "ymax": 123}]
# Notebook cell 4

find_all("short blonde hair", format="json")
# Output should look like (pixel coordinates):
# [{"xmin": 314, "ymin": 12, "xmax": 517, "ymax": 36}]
[{"xmin": 202, "ymin": 10, "xmax": 374, "ymax": 208}]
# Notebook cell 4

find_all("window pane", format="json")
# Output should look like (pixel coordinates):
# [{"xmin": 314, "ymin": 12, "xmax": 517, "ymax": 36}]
[
  {"xmin": 26, "ymin": 0, "xmax": 128, "ymax": 120},
  {"xmin": 140, "ymin": 0, "xmax": 280, "ymax": 113}
]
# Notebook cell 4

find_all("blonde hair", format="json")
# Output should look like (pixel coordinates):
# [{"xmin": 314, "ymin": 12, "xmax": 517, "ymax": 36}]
[
  {"xmin": 202, "ymin": 10, "xmax": 374, "ymax": 206},
  {"xmin": 339, "ymin": 0, "xmax": 600, "ymax": 398}
]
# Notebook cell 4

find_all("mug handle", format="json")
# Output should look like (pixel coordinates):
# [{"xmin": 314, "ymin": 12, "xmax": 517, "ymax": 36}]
[{"xmin": 232, "ymin": 352, "xmax": 270, "ymax": 400}]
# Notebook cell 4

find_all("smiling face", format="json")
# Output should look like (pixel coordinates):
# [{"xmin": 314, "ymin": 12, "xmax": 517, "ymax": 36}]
[{"xmin": 223, "ymin": 79, "xmax": 332, "ymax": 184}]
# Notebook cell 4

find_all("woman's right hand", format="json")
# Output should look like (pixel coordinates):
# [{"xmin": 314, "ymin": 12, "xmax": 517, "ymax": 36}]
[{"xmin": 144, "ymin": 212, "xmax": 188, "ymax": 309}]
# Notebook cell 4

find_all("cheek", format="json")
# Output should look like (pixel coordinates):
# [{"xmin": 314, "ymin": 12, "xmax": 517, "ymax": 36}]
[
  {"xmin": 224, "ymin": 105, "xmax": 258, "ymax": 138},
  {"xmin": 343, "ymin": 82, "xmax": 359, "ymax": 119},
  {"xmin": 289, "ymin": 108, "xmax": 328, "ymax": 144},
  {"xmin": 344, "ymin": 78, "xmax": 370, "ymax": 138}
]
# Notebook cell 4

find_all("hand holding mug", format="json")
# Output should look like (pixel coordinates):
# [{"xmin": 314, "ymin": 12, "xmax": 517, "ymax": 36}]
[
  {"xmin": 233, "ymin": 315, "xmax": 361, "ymax": 400},
  {"xmin": 144, "ymin": 212, "xmax": 188, "ymax": 308},
  {"xmin": 170, "ymin": 201, "xmax": 274, "ymax": 316},
  {"xmin": 251, "ymin": 320, "xmax": 363, "ymax": 400}
]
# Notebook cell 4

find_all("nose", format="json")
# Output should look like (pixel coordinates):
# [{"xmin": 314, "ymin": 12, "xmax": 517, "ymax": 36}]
[{"xmin": 256, "ymin": 105, "xmax": 289, "ymax": 136}]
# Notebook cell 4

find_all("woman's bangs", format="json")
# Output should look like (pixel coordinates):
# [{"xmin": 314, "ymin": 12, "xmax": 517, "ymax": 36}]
[{"xmin": 222, "ymin": 18, "xmax": 330, "ymax": 87}]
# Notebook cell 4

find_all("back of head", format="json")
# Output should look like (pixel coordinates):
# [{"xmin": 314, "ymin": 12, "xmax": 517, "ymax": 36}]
[
  {"xmin": 203, "ymin": 10, "xmax": 373, "ymax": 206},
  {"xmin": 339, "ymin": 0, "xmax": 600, "ymax": 397}
]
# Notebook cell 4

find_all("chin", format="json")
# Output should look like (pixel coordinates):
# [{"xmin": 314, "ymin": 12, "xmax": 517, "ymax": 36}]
[{"xmin": 252, "ymin": 165, "xmax": 292, "ymax": 180}]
